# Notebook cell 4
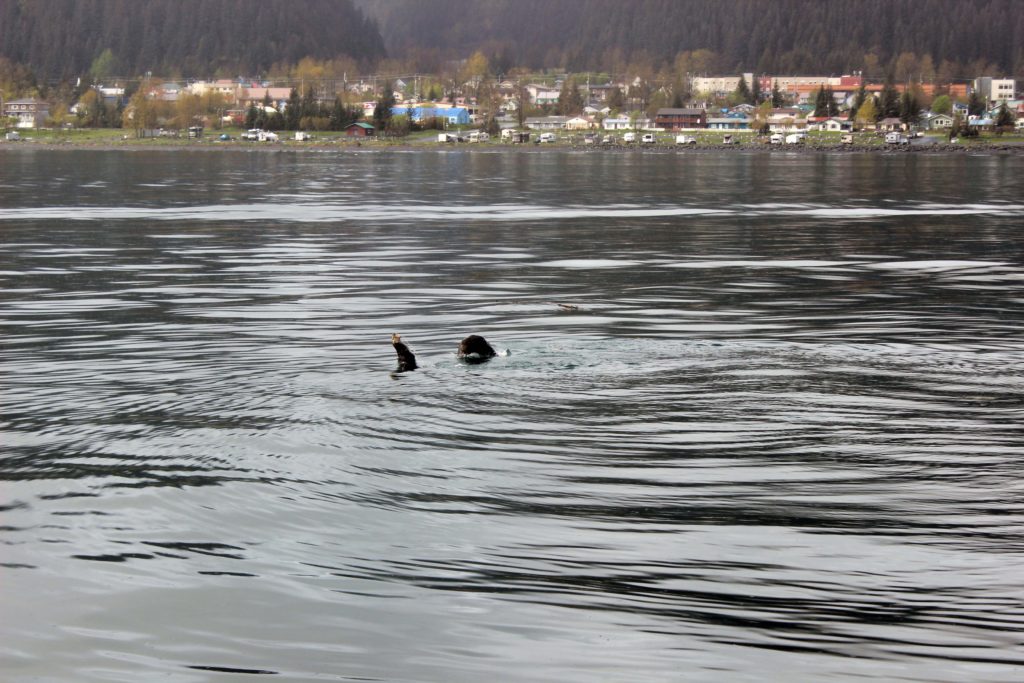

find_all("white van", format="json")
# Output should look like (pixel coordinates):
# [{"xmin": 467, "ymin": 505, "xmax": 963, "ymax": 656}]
[
  {"xmin": 641, "ymin": 133, "xmax": 656, "ymax": 144},
  {"xmin": 675, "ymin": 134, "xmax": 697, "ymax": 145},
  {"xmin": 785, "ymin": 133, "xmax": 804, "ymax": 144},
  {"xmin": 623, "ymin": 132, "xmax": 636, "ymax": 143},
  {"xmin": 770, "ymin": 133, "xmax": 783, "ymax": 144},
  {"xmin": 885, "ymin": 132, "xmax": 909, "ymax": 145}
]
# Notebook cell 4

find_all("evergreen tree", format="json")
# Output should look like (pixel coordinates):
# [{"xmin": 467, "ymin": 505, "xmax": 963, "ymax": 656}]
[
  {"xmin": 813, "ymin": 87, "xmax": 829, "ymax": 117},
  {"xmin": 285, "ymin": 88, "xmax": 301, "ymax": 130},
  {"xmin": 735, "ymin": 75, "xmax": 751, "ymax": 104},
  {"xmin": 607, "ymin": 86, "xmax": 625, "ymax": 112},
  {"xmin": 879, "ymin": 82, "xmax": 901, "ymax": 119},
  {"xmin": 967, "ymin": 89, "xmax": 986, "ymax": 117},
  {"xmin": 826, "ymin": 87, "xmax": 839, "ymax": 117},
  {"xmin": 849, "ymin": 83, "xmax": 867, "ymax": 118},
  {"xmin": 771, "ymin": 80, "xmax": 784, "ymax": 107},
  {"xmin": 373, "ymin": 81, "xmax": 396, "ymax": 133},
  {"xmin": 899, "ymin": 89, "xmax": 921, "ymax": 125},
  {"xmin": 244, "ymin": 104, "xmax": 259, "ymax": 129},
  {"xmin": 750, "ymin": 75, "xmax": 761, "ymax": 104},
  {"xmin": 556, "ymin": 78, "xmax": 584, "ymax": 115},
  {"xmin": 994, "ymin": 102, "xmax": 1014, "ymax": 132}
]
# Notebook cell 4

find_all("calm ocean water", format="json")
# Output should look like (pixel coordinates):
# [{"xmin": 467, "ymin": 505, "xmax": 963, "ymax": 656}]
[{"xmin": 2, "ymin": 148, "xmax": 1023, "ymax": 682}]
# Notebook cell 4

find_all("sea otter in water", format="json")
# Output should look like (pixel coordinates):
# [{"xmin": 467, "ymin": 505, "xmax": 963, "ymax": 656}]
[
  {"xmin": 391, "ymin": 333, "xmax": 418, "ymax": 372},
  {"xmin": 457, "ymin": 334, "xmax": 497, "ymax": 363}
]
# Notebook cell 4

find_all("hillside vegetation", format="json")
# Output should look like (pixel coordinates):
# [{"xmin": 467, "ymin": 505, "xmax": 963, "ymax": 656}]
[
  {"xmin": 0, "ymin": 0, "xmax": 385, "ymax": 79},
  {"xmin": 360, "ymin": 0, "xmax": 1023, "ymax": 76}
]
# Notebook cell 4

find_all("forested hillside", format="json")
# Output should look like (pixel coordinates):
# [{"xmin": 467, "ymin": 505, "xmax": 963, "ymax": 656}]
[
  {"xmin": 359, "ymin": 0, "xmax": 1023, "ymax": 76},
  {"xmin": 0, "ymin": 0, "xmax": 385, "ymax": 80}
]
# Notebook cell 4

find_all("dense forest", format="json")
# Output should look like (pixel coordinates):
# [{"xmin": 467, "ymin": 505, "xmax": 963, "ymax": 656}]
[
  {"xmin": 0, "ymin": 0, "xmax": 385, "ymax": 80},
  {"xmin": 359, "ymin": 0, "xmax": 1023, "ymax": 77},
  {"xmin": 1, "ymin": 0, "xmax": 1020, "ymax": 87}
]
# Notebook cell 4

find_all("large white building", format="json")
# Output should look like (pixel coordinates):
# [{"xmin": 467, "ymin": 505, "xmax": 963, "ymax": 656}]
[{"xmin": 973, "ymin": 77, "xmax": 1016, "ymax": 104}]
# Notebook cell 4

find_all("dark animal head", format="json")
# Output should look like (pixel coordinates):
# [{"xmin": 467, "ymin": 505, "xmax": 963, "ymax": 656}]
[
  {"xmin": 457, "ymin": 334, "xmax": 496, "ymax": 363},
  {"xmin": 391, "ymin": 333, "xmax": 418, "ymax": 371}
]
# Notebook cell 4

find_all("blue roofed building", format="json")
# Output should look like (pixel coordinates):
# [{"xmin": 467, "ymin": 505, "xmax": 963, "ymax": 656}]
[{"xmin": 391, "ymin": 105, "xmax": 470, "ymax": 125}]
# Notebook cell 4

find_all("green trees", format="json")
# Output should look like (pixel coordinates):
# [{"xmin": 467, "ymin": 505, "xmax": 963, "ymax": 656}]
[
  {"xmin": 373, "ymin": 81, "xmax": 396, "ymax": 133},
  {"xmin": 994, "ymin": 103, "xmax": 1015, "ymax": 133},
  {"xmin": 899, "ymin": 89, "xmax": 921, "ymax": 125},
  {"xmin": 879, "ymin": 82, "xmax": 901, "ymax": 119},
  {"xmin": 931, "ymin": 94, "xmax": 952, "ymax": 115},
  {"xmin": 734, "ymin": 75, "xmax": 751, "ymax": 104},
  {"xmin": 771, "ymin": 80, "xmax": 785, "ymax": 107},
  {"xmin": 813, "ymin": 87, "xmax": 839, "ymax": 117},
  {"xmin": 556, "ymin": 78, "xmax": 584, "ymax": 115},
  {"xmin": 855, "ymin": 97, "xmax": 878, "ymax": 128},
  {"xmin": 967, "ymin": 90, "xmax": 986, "ymax": 117}
]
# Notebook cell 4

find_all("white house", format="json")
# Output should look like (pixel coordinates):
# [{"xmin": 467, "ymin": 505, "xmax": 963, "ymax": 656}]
[
  {"xmin": 824, "ymin": 118, "xmax": 852, "ymax": 132},
  {"xmin": 565, "ymin": 116, "xmax": 596, "ymax": 130},
  {"xmin": 3, "ymin": 98, "xmax": 49, "ymax": 128},
  {"xmin": 524, "ymin": 116, "xmax": 568, "ymax": 130},
  {"xmin": 602, "ymin": 116, "xmax": 633, "ymax": 130},
  {"xmin": 526, "ymin": 84, "xmax": 560, "ymax": 106}
]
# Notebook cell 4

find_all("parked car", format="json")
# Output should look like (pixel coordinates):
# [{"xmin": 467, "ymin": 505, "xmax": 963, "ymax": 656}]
[
  {"xmin": 885, "ymin": 132, "xmax": 909, "ymax": 145},
  {"xmin": 676, "ymin": 134, "xmax": 697, "ymax": 145},
  {"xmin": 5, "ymin": 131, "xmax": 21, "ymax": 141},
  {"xmin": 785, "ymin": 133, "xmax": 804, "ymax": 144},
  {"xmin": 241, "ymin": 129, "xmax": 261, "ymax": 141},
  {"xmin": 294, "ymin": 131, "xmax": 311, "ymax": 141},
  {"xmin": 770, "ymin": 133, "xmax": 784, "ymax": 144},
  {"xmin": 583, "ymin": 133, "xmax": 596, "ymax": 145},
  {"xmin": 641, "ymin": 133, "xmax": 656, "ymax": 144},
  {"xmin": 258, "ymin": 130, "xmax": 279, "ymax": 142},
  {"xmin": 722, "ymin": 134, "xmax": 734, "ymax": 144},
  {"xmin": 539, "ymin": 132, "xmax": 557, "ymax": 143},
  {"xmin": 218, "ymin": 133, "xmax": 231, "ymax": 141},
  {"xmin": 601, "ymin": 134, "xmax": 615, "ymax": 145},
  {"xmin": 623, "ymin": 132, "xmax": 637, "ymax": 143},
  {"xmin": 841, "ymin": 134, "xmax": 854, "ymax": 145}
]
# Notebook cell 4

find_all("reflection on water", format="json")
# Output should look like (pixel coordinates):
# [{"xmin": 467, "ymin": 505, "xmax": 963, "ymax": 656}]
[{"xmin": 2, "ymin": 149, "xmax": 1023, "ymax": 682}]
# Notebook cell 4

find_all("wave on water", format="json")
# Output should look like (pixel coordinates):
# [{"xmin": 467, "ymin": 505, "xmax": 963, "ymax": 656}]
[{"xmin": 2, "ymin": 201, "xmax": 1024, "ymax": 223}]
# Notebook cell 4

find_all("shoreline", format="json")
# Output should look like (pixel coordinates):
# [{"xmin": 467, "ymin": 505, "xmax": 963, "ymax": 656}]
[{"xmin": 3, "ymin": 139, "xmax": 1024, "ymax": 155}]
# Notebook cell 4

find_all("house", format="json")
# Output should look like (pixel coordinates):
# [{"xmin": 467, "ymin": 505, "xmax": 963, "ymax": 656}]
[
  {"xmin": 526, "ymin": 84, "xmax": 560, "ymax": 106},
  {"xmin": 602, "ymin": 116, "xmax": 633, "ymax": 130},
  {"xmin": 3, "ymin": 98, "xmax": 49, "ymax": 128},
  {"xmin": 525, "ymin": 116, "xmax": 569, "ymax": 130},
  {"xmin": 877, "ymin": 117, "xmax": 905, "ymax": 132},
  {"xmin": 707, "ymin": 116, "xmax": 750, "ymax": 130},
  {"xmin": 824, "ymin": 118, "xmax": 852, "ymax": 132},
  {"xmin": 565, "ymin": 116, "xmax": 596, "ymax": 130},
  {"xmin": 345, "ymin": 122, "xmax": 375, "ymax": 137},
  {"xmin": 654, "ymin": 108, "xmax": 707, "ymax": 130},
  {"xmin": 394, "ymin": 106, "xmax": 470, "ymax": 125},
  {"xmin": 922, "ymin": 113, "xmax": 954, "ymax": 130},
  {"xmin": 239, "ymin": 87, "xmax": 292, "ymax": 110}
]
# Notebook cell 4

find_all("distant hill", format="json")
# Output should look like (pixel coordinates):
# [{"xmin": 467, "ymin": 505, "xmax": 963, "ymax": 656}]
[
  {"xmin": 358, "ymin": 0, "xmax": 1023, "ymax": 77},
  {"xmin": 0, "ymin": 0, "xmax": 386, "ymax": 80}
]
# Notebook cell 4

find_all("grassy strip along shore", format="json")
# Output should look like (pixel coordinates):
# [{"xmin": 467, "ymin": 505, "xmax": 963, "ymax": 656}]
[{"xmin": 4, "ymin": 127, "xmax": 1023, "ymax": 152}]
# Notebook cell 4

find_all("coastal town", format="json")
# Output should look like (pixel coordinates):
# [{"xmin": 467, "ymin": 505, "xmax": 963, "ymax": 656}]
[{"xmin": 3, "ymin": 67, "xmax": 1022, "ymax": 146}]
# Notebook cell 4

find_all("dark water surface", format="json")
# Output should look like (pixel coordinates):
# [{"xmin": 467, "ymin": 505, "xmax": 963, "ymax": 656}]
[{"xmin": 2, "ymin": 148, "xmax": 1023, "ymax": 682}]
